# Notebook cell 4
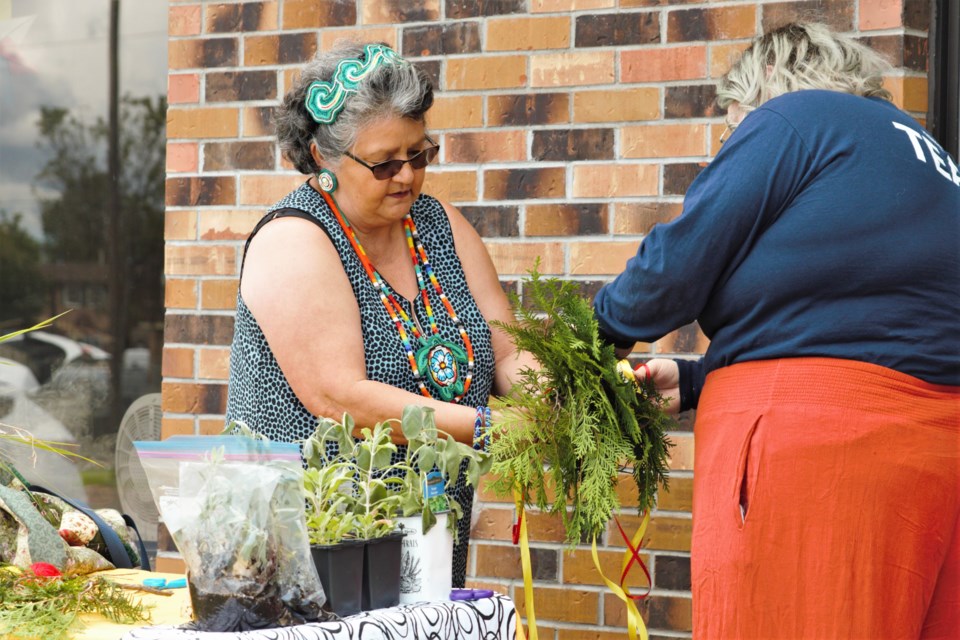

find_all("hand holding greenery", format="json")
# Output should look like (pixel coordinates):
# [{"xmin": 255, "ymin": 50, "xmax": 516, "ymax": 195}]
[{"xmin": 488, "ymin": 268, "xmax": 674, "ymax": 546}]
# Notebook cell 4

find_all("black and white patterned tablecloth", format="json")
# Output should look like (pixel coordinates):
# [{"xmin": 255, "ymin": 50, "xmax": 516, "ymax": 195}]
[{"xmin": 120, "ymin": 595, "xmax": 518, "ymax": 640}]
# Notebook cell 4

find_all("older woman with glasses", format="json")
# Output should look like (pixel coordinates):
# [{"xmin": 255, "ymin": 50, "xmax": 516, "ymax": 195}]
[
  {"xmin": 225, "ymin": 42, "xmax": 534, "ymax": 587},
  {"xmin": 594, "ymin": 22, "xmax": 959, "ymax": 638}
]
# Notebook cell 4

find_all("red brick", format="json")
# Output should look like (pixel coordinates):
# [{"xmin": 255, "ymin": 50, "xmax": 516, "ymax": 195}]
[
  {"xmin": 469, "ymin": 507, "xmax": 515, "ymax": 542},
  {"xmin": 621, "ymin": 46, "xmax": 707, "ymax": 83},
  {"xmin": 604, "ymin": 592, "xmax": 693, "ymax": 631},
  {"xmin": 569, "ymin": 241, "xmax": 639, "ymax": 276},
  {"xmin": 161, "ymin": 418, "xmax": 196, "ymax": 439},
  {"xmin": 164, "ymin": 210, "xmax": 197, "ymax": 241},
  {"xmin": 165, "ymin": 244, "xmax": 237, "ymax": 276},
  {"xmin": 514, "ymin": 585, "xmax": 599, "ymax": 625},
  {"xmin": 613, "ymin": 514, "xmax": 692, "ymax": 552},
  {"xmin": 531, "ymin": 51, "xmax": 614, "ymax": 87},
  {"xmin": 238, "ymin": 175, "xmax": 306, "ymax": 206},
  {"xmin": 161, "ymin": 347, "xmax": 194, "ymax": 378},
  {"xmin": 446, "ymin": 55, "xmax": 527, "ymax": 90},
  {"xmin": 161, "ymin": 382, "xmax": 228, "ymax": 414},
  {"xmin": 199, "ymin": 418, "xmax": 229, "ymax": 435},
  {"xmin": 167, "ymin": 74, "xmax": 200, "ymax": 104},
  {"xmin": 319, "ymin": 26, "xmax": 398, "ymax": 51},
  {"xmin": 166, "ymin": 142, "xmax": 199, "ymax": 173},
  {"xmin": 486, "ymin": 241, "xmax": 564, "ymax": 275},
  {"xmin": 169, "ymin": 4, "xmax": 201, "ymax": 36},
  {"xmin": 421, "ymin": 170, "xmax": 478, "ymax": 203},
  {"xmin": 445, "ymin": 130, "xmax": 526, "ymax": 164},
  {"xmin": 532, "ymin": 0, "xmax": 613, "ymax": 9},
  {"xmin": 167, "ymin": 107, "xmax": 239, "ymax": 139},
  {"xmin": 657, "ymin": 473, "xmax": 693, "ymax": 511},
  {"xmin": 563, "ymin": 547, "xmax": 651, "ymax": 588},
  {"xmin": 667, "ymin": 5, "xmax": 756, "ymax": 42},
  {"xmin": 282, "ymin": 0, "xmax": 356, "ymax": 28},
  {"xmin": 198, "ymin": 210, "xmax": 261, "ymax": 241},
  {"xmin": 488, "ymin": 93, "xmax": 570, "ymax": 126},
  {"xmin": 573, "ymin": 88, "xmax": 659, "ymax": 123},
  {"xmin": 621, "ymin": 123, "xmax": 707, "ymax": 159},
  {"xmin": 572, "ymin": 164, "xmax": 658, "ymax": 198},
  {"xmin": 361, "ymin": 0, "xmax": 439, "ymax": 24},
  {"xmin": 484, "ymin": 167, "xmax": 565, "ymax": 200},
  {"xmin": 612, "ymin": 202, "xmax": 683, "ymax": 235},
  {"xmin": 165, "ymin": 278, "xmax": 198, "ymax": 309},
  {"xmin": 198, "ymin": 347, "xmax": 231, "ymax": 380},
  {"xmin": 429, "ymin": 95, "xmax": 483, "ymax": 129},
  {"xmin": 487, "ymin": 16, "xmax": 570, "ymax": 51},
  {"xmin": 200, "ymin": 279, "xmax": 240, "ymax": 310}
]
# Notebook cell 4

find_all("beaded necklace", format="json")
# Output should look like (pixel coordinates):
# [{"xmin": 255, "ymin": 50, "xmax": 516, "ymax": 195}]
[{"xmin": 321, "ymin": 189, "xmax": 474, "ymax": 403}]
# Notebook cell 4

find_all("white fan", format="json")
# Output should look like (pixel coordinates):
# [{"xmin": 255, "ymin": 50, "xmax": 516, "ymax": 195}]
[{"xmin": 115, "ymin": 392, "xmax": 162, "ymax": 542}]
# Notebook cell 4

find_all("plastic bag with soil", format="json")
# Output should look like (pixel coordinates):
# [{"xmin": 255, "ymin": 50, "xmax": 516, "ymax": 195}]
[{"xmin": 137, "ymin": 436, "xmax": 332, "ymax": 631}]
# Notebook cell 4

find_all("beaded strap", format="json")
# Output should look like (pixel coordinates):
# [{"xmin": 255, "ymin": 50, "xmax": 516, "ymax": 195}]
[{"xmin": 473, "ymin": 406, "xmax": 491, "ymax": 451}]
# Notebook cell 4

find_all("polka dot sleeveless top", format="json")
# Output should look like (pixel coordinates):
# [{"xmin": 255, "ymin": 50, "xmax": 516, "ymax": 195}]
[{"xmin": 226, "ymin": 182, "xmax": 495, "ymax": 437}]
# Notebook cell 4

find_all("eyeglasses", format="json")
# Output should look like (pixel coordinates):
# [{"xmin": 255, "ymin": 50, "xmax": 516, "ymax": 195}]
[
  {"xmin": 344, "ymin": 135, "xmax": 440, "ymax": 180},
  {"xmin": 719, "ymin": 123, "xmax": 738, "ymax": 145}
]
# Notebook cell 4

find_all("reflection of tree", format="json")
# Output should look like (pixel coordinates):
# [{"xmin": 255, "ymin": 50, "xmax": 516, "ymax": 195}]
[
  {"xmin": 0, "ymin": 211, "xmax": 47, "ymax": 325},
  {"xmin": 33, "ymin": 95, "xmax": 166, "ymax": 347}
]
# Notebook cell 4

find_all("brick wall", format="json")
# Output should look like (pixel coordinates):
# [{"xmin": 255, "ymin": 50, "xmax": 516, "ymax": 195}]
[{"xmin": 162, "ymin": 1, "xmax": 930, "ymax": 636}]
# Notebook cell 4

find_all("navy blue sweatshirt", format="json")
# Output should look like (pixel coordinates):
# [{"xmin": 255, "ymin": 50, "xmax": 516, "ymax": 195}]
[{"xmin": 594, "ymin": 90, "xmax": 960, "ymax": 408}]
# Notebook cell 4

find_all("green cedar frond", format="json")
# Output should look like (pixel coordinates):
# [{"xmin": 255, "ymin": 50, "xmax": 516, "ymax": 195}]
[{"xmin": 490, "ymin": 267, "xmax": 674, "ymax": 547}]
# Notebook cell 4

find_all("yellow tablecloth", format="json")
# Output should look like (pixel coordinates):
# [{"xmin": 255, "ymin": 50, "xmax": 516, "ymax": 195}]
[{"xmin": 73, "ymin": 570, "xmax": 191, "ymax": 640}]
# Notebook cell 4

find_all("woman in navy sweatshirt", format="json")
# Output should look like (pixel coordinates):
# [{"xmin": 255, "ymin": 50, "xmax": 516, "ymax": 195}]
[{"xmin": 594, "ymin": 22, "xmax": 958, "ymax": 639}]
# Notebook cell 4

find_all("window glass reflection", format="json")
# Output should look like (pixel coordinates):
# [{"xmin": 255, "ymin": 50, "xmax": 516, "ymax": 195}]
[{"xmin": 0, "ymin": 0, "xmax": 168, "ymax": 547}]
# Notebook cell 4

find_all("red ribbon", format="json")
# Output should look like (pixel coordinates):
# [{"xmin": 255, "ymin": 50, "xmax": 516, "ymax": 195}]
[
  {"xmin": 615, "ymin": 515, "xmax": 651, "ymax": 600},
  {"xmin": 512, "ymin": 510, "xmax": 523, "ymax": 545}
]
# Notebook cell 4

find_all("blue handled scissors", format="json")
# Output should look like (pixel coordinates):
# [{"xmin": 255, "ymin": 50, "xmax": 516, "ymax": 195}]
[{"xmin": 142, "ymin": 577, "xmax": 187, "ymax": 589}]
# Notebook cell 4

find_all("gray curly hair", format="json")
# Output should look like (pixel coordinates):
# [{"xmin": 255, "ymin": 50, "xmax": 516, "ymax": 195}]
[
  {"xmin": 717, "ymin": 22, "xmax": 892, "ymax": 110},
  {"xmin": 275, "ymin": 41, "xmax": 434, "ymax": 176}
]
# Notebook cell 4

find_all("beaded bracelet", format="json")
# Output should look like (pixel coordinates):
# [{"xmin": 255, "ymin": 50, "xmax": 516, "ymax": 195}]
[{"xmin": 473, "ymin": 406, "xmax": 491, "ymax": 451}]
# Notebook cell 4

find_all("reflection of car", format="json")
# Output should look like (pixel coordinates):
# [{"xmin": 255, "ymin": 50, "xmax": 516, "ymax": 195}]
[
  {"xmin": 0, "ymin": 357, "xmax": 40, "ymax": 392},
  {"xmin": 0, "ymin": 331, "xmax": 109, "ymax": 390},
  {"xmin": 0, "ymin": 331, "xmax": 112, "ymax": 437},
  {"xmin": 0, "ymin": 375, "xmax": 88, "ymax": 502}
]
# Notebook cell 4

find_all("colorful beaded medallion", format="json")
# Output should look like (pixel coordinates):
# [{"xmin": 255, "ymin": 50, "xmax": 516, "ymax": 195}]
[{"xmin": 321, "ymin": 190, "xmax": 474, "ymax": 402}]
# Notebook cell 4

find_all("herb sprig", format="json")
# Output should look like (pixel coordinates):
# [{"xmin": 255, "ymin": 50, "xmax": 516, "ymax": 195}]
[
  {"xmin": 0, "ymin": 569, "xmax": 150, "ymax": 640},
  {"xmin": 489, "ymin": 268, "xmax": 674, "ymax": 546}
]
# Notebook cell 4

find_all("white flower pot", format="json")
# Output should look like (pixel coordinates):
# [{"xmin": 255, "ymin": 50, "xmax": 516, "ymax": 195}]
[{"xmin": 397, "ymin": 513, "xmax": 453, "ymax": 604}]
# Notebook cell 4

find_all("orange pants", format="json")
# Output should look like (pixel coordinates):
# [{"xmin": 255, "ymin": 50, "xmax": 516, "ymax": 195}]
[{"xmin": 692, "ymin": 358, "xmax": 959, "ymax": 639}]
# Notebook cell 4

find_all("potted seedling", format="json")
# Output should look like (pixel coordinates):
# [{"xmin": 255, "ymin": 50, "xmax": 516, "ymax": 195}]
[
  {"xmin": 302, "ymin": 415, "xmax": 411, "ymax": 615},
  {"xmin": 301, "ymin": 407, "xmax": 492, "ymax": 610},
  {"xmin": 394, "ymin": 405, "xmax": 492, "ymax": 604}
]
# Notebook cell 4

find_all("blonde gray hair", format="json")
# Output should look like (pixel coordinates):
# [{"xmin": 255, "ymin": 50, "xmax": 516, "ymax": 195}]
[
  {"xmin": 717, "ymin": 22, "xmax": 892, "ymax": 110},
  {"xmin": 275, "ymin": 41, "xmax": 434, "ymax": 175}
]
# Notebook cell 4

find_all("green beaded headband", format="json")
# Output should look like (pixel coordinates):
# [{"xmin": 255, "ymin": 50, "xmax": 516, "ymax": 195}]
[{"xmin": 305, "ymin": 44, "xmax": 405, "ymax": 125}]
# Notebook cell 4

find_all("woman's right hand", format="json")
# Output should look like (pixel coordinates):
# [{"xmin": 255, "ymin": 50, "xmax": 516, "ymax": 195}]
[{"xmin": 635, "ymin": 358, "xmax": 680, "ymax": 415}]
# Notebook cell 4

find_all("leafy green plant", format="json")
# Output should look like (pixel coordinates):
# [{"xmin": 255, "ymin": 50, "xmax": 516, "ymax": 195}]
[
  {"xmin": 397, "ymin": 405, "xmax": 492, "ymax": 537},
  {"xmin": 488, "ymin": 268, "xmax": 674, "ymax": 547},
  {"xmin": 302, "ymin": 415, "xmax": 408, "ymax": 544},
  {"xmin": 300, "ymin": 406, "xmax": 492, "ymax": 544}
]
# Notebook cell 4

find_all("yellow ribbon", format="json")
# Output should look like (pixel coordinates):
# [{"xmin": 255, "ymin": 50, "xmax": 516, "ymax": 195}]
[
  {"xmin": 513, "ymin": 490, "xmax": 537, "ymax": 640},
  {"xmin": 590, "ymin": 510, "xmax": 651, "ymax": 640}
]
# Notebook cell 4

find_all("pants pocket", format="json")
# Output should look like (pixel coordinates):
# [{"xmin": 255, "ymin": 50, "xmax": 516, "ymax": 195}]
[{"xmin": 734, "ymin": 416, "xmax": 762, "ymax": 528}]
